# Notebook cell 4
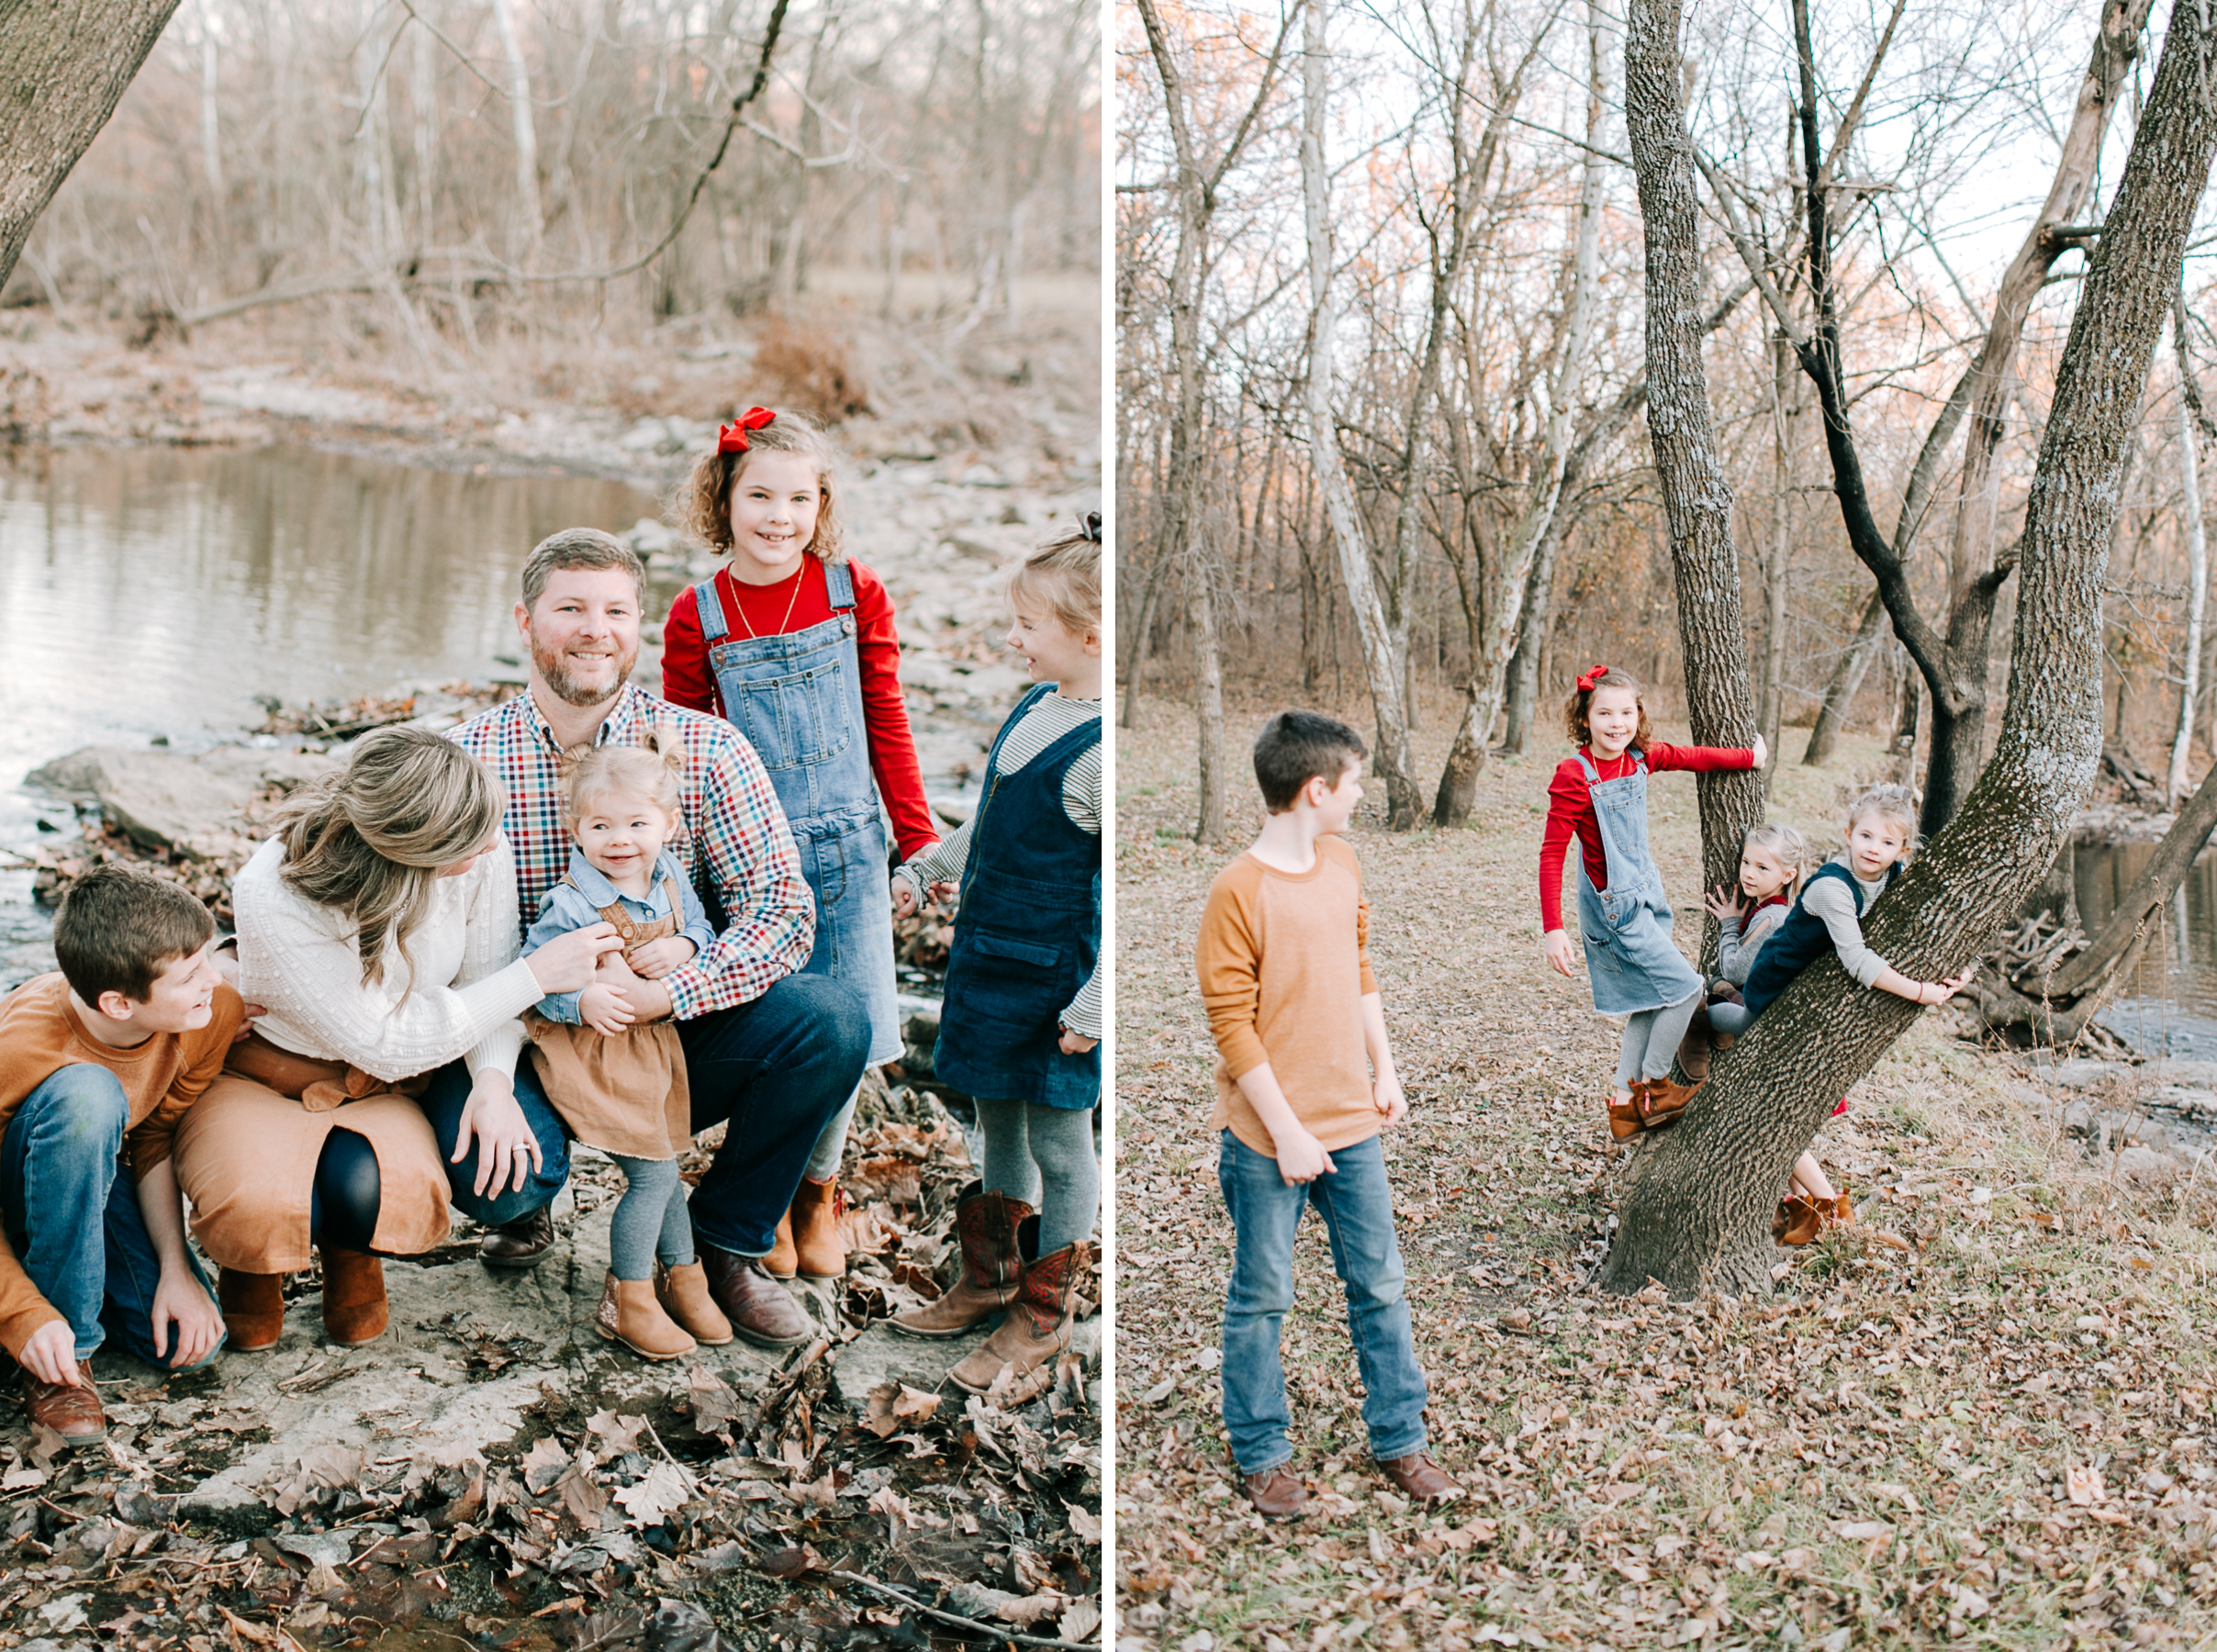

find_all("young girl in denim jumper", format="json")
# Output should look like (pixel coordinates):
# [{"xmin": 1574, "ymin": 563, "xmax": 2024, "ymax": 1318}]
[
  {"xmin": 1538, "ymin": 666, "xmax": 1764, "ymax": 1140},
  {"xmin": 1724, "ymin": 784, "xmax": 1971, "ymax": 1243},
  {"xmin": 887, "ymin": 519, "xmax": 1101, "ymax": 1394},
  {"xmin": 660, "ymin": 408, "xmax": 939, "ymax": 1283}
]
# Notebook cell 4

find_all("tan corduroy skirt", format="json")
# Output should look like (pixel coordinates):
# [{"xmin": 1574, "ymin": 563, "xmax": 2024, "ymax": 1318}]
[
  {"xmin": 524, "ymin": 1014, "xmax": 691, "ymax": 1161},
  {"xmin": 172, "ymin": 1033, "xmax": 454, "ymax": 1273}
]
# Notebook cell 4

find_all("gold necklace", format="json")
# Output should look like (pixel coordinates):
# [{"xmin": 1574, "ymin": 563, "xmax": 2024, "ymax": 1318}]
[{"xmin": 733, "ymin": 561, "xmax": 807, "ymax": 641}]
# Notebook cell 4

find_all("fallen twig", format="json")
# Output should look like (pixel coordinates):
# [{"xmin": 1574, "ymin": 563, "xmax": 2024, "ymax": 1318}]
[{"xmin": 827, "ymin": 1568, "xmax": 1093, "ymax": 1649}]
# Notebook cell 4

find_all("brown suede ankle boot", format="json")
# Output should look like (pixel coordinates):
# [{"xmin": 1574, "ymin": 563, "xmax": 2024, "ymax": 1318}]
[
  {"xmin": 595, "ymin": 1272, "xmax": 696, "ymax": 1360},
  {"xmin": 790, "ymin": 1177, "xmax": 847, "ymax": 1281},
  {"xmin": 891, "ymin": 1181, "xmax": 1034, "ymax": 1339},
  {"xmin": 1607, "ymin": 1088, "xmax": 1645, "ymax": 1142},
  {"xmin": 655, "ymin": 1260, "xmax": 733, "ymax": 1345},
  {"xmin": 764, "ymin": 1209, "xmax": 798, "ymax": 1279},
  {"xmin": 950, "ymin": 1233, "xmax": 1086, "ymax": 1395},
  {"xmin": 218, "ymin": 1267, "xmax": 286, "ymax": 1353},
  {"xmin": 320, "ymin": 1248, "xmax": 388, "ymax": 1346}
]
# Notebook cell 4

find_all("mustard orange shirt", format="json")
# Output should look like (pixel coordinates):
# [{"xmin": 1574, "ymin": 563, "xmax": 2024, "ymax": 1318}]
[{"xmin": 1197, "ymin": 836, "xmax": 1383, "ymax": 1158}]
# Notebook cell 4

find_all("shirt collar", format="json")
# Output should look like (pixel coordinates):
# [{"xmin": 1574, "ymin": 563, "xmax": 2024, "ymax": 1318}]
[
  {"xmin": 521, "ymin": 683, "xmax": 654, "ymax": 753},
  {"xmin": 565, "ymin": 844, "xmax": 666, "ymax": 910}
]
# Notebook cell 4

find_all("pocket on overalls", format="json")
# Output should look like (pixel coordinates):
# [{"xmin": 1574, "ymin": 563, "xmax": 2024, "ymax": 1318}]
[{"xmin": 726, "ymin": 660, "xmax": 852, "ymax": 771}]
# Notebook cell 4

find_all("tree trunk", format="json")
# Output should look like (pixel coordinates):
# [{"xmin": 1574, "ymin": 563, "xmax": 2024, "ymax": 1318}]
[
  {"xmin": 1802, "ymin": 587, "xmax": 1887, "ymax": 765},
  {"xmin": 1759, "ymin": 329, "xmax": 1795, "ymax": 755},
  {"xmin": 1602, "ymin": 0, "xmax": 2216, "ymax": 1300},
  {"xmin": 2040, "ymin": 750, "xmax": 2217, "ymax": 1002},
  {"xmin": 1618, "ymin": 0, "xmax": 1765, "ymax": 972},
  {"xmin": 2170, "ymin": 297, "xmax": 2210, "ymax": 803},
  {"xmin": 492, "ymin": 0, "xmax": 543, "ymax": 251},
  {"xmin": 0, "ymin": 0, "xmax": 183, "ymax": 295},
  {"xmin": 1191, "ymin": 556, "xmax": 1229, "ymax": 845},
  {"xmin": 1301, "ymin": 0, "xmax": 1420, "ymax": 831}
]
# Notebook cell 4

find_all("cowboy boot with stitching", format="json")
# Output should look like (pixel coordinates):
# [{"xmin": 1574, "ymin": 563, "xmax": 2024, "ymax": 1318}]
[
  {"xmin": 891, "ymin": 1180, "xmax": 1034, "ymax": 1338},
  {"xmin": 319, "ymin": 1247, "xmax": 388, "ymax": 1346},
  {"xmin": 949, "ymin": 1225, "xmax": 1085, "ymax": 1394},
  {"xmin": 20, "ymin": 1359, "xmax": 104, "ymax": 1442},
  {"xmin": 218, "ymin": 1267, "xmax": 286, "ymax": 1352},
  {"xmin": 790, "ymin": 1177, "xmax": 847, "ymax": 1282}
]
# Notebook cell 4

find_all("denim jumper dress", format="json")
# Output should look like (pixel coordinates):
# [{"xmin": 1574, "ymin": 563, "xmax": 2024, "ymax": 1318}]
[
  {"xmin": 1573, "ymin": 748, "xmax": 1704, "ymax": 1014},
  {"xmin": 934, "ymin": 684, "xmax": 1101, "ymax": 1110},
  {"xmin": 692, "ymin": 561, "xmax": 901, "ymax": 1066}
]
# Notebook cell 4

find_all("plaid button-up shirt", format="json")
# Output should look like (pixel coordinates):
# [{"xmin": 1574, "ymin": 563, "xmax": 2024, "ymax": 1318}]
[{"xmin": 450, "ymin": 685, "xmax": 814, "ymax": 1018}]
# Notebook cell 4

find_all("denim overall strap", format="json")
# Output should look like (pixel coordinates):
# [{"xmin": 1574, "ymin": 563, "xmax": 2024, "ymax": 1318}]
[
  {"xmin": 1572, "ymin": 747, "xmax": 1700, "ymax": 1015},
  {"xmin": 1578, "ymin": 749, "xmax": 1658, "ymax": 901},
  {"xmin": 935, "ymin": 690, "xmax": 1101, "ymax": 1110},
  {"xmin": 694, "ymin": 561, "xmax": 900, "ymax": 1065}
]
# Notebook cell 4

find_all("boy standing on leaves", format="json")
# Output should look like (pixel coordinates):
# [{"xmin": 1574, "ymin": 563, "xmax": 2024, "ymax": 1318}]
[{"xmin": 1196, "ymin": 710, "xmax": 1461, "ymax": 1518}]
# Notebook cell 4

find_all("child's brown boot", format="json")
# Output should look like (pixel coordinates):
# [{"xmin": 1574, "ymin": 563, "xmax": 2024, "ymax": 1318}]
[
  {"xmin": 1640, "ymin": 1074, "xmax": 1703, "ymax": 1128},
  {"xmin": 892, "ymin": 1182, "xmax": 1033, "ymax": 1338},
  {"xmin": 790, "ymin": 1177, "xmax": 848, "ymax": 1281},
  {"xmin": 319, "ymin": 1247, "xmax": 388, "ymax": 1346},
  {"xmin": 1675, "ymin": 1007, "xmax": 1712, "ymax": 1080},
  {"xmin": 949, "ymin": 1233, "xmax": 1085, "ymax": 1395},
  {"xmin": 764, "ymin": 1209, "xmax": 799, "ymax": 1279},
  {"xmin": 1607, "ymin": 1088, "xmax": 1645, "ymax": 1141},
  {"xmin": 655, "ymin": 1260, "xmax": 733, "ymax": 1345},
  {"xmin": 1778, "ymin": 1196, "xmax": 1824, "ymax": 1246},
  {"xmin": 595, "ymin": 1272, "xmax": 696, "ymax": 1360},
  {"xmin": 218, "ymin": 1267, "xmax": 286, "ymax": 1352}
]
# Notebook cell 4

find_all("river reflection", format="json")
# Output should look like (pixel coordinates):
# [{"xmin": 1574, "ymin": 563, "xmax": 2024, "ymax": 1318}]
[{"xmin": 2069, "ymin": 837, "xmax": 2217, "ymax": 1055}]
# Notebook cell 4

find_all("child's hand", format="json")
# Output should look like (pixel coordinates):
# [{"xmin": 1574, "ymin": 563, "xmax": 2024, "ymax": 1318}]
[
  {"xmin": 579, "ymin": 983, "xmax": 636, "ymax": 1036},
  {"xmin": 1917, "ymin": 966, "xmax": 1976, "ymax": 1008},
  {"xmin": 1704, "ymin": 883, "xmax": 1748, "ymax": 922},
  {"xmin": 891, "ymin": 874, "xmax": 920, "ymax": 919},
  {"xmin": 1751, "ymin": 732, "xmax": 1769, "ymax": 770},
  {"xmin": 626, "ymin": 936, "xmax": 696, "ymax": 979},
  {"xmin": 1541, "ymin": 929, "xmax": 1577, "ymax": 977},
  {"xmin": 1058, "ymin": 1025, "xmax": 1099, "ymax": 1055},
  {"xmin": 1374, "ymin": 1071, "xmax": 1407, "ymax": 1126},
  {"xmin": 1272, "ymin": 1124, "xmax": 1337, "ymax": 1187}
]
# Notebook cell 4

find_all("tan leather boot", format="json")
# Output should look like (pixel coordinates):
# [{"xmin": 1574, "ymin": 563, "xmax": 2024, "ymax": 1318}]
[
  {"xmin": 218, "ymin": 1267, "xmax": 286, "ymax": 1353},
  {"xmin": 1607, "ymin": 1088, "xmax": 1644, "ymax": 1141},
  {"xmin": 790, "ymin": 1177, "xmax": 847, "ymax": 1281},
  {"xmin": 950, "ymin": 1235, "xmax": 1085, "ymax": 1395},
  {"xmin": 320, "ymin": 1248, "xmax": 388, "ymax": 1346},
  {"xmin": 763, "ymin": 1210, "xmax": 798, "ymax": 1279},
  {"xmin": 655, "ymin": 1260, "xmax": 733, "ymax": 1345},
  {"xmin": 891, "ymin": 1181, "xmax": 1033, "ymax": 1338},
  {"xmin": 594, "ymin": 1272, "xmax": 696, "ymax": 1361}
]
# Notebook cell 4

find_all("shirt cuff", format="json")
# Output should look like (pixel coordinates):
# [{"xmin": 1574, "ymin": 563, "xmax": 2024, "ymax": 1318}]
[{"xmin": 537, "ymin": 989, "xmax": 583, "ymax": 1024}]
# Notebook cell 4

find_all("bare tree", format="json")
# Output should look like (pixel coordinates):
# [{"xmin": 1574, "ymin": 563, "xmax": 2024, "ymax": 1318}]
[{"xmin": 2170, "ymin": 294, "xmax": 2211, "ymax": 804}]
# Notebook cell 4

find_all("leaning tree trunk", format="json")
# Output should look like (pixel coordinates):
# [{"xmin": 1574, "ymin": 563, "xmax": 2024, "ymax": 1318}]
[
  {"xmin": 1802, "ymin": 588, "xmax": 1887, "ymax": 765},
  {"xmin": 0, "ymin": 1, "xmax": 183, "ymax": 293},
  {"xmin": 1617, "ymin": 0, "xmax": 1766, "ymax": 973},
  {"xmin": 2170, "ymin": 296, "xmax": 2211, "ymax": 803},
  {"xmin": 1603, "ymin": 0, "xmax": 2217, "ymax": 1300}
]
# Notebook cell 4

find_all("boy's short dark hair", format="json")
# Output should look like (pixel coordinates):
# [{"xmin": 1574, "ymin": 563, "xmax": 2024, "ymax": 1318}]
[
  {"xmin": 1253, "ymin": 710, "xmax": 1368, "ymax": 813},
  {"xmin": 52, "ymin": 865, "xmax": 215, "ymax": 1005}
]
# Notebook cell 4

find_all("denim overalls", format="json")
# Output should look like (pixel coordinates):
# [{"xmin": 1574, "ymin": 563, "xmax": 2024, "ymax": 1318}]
[
  {"xmin": 934, "ymin": 684, "xmax": 1101, "ymax": 1110},
  {"xmin": 692, "ymin": 561, "xmax": 900, "ymax": 1066},
  {"xmin": 1573, "ymin": 748, "xmax": 1703, "ymax": 1015}
]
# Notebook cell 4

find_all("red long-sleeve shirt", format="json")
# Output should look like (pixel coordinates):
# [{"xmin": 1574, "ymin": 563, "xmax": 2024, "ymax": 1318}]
[
  {"xmin": 1537, "ymin": 742, "xmax": 1756, "ymax": 932},
  {"xmin": 661, "ymin": 558, "xmax": 940, "ymax": 862}
]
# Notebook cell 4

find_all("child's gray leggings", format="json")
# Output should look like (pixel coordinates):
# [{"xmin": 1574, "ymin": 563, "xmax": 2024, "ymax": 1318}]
[
  {"xmin": 978, "ymin": 1098, "xmax": 1099, "ymax": 1256},
  {"xmin": 1707, "ymin": 1000, "xmax": 1754, "ymax": 1037},
  {"xmin": 1614, "ymin": 988, "xmax": 1703, "ymax": 1090},
  {"xmin": 608, "ymin": 1155, "xmax": 693, "ymax": 1280}
]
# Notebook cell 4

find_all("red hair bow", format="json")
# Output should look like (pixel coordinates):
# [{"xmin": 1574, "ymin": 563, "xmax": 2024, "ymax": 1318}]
[
  {"xmin": 1576, "ymin": 664, "xmax": 1612, "ymax": 693},
  {"xmin": 717, "ymin": 407, "xmax": 777, "ymax": 454}
]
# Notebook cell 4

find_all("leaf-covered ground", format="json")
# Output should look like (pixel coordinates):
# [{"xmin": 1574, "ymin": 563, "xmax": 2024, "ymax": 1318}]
[{"xmin": 1113, "ymin": 695, "xmax": 2217, "ymax": 1651}]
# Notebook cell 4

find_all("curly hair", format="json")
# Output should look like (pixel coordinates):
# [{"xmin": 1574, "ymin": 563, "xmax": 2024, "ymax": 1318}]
[
  {"xmin": 1562, "ymin": 666, "xmax": 1657, "ymax": 753},
  {"xmin": 677, "ymin": 408, "xmax": 846, "ymax": 564},
  {"xmin": 1845, "ymin": 783, "xmax": 1921, "ymax": 858}
]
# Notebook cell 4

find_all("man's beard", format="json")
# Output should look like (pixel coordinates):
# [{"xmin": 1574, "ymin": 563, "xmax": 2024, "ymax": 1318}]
[{"xmin": 533, "ymin": 637, "xmax": 636, "ymax": 708}]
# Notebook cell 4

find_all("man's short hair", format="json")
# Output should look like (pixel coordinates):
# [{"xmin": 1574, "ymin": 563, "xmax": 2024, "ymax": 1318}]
[
  {"xmin": 1253, "ymin": 710, "xmax": 1368, "ymax": 813},
  {"xmin": 521, "ymin": 528, "xmax": 647, "ymax": 614},
  {"xmin": 52, "ymin": 865, "xmax": 214, "ymax": 1005}
]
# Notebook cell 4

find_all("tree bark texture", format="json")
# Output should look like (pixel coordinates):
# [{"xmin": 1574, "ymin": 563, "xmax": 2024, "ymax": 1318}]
[
  {"xmin": 1302, "ymin": 0, "xmax": 1422, "ymax": 830},
  {"xmin": 0, "ymin": 0, "xmax": 183, "ymax": 295},
  {"xmin": 1619, "ymin": 0, "xmax": 1765, "ymax": 968},
  {"xmin": 2171, "ymin": 296, "xmax": 2211, "ymax": 804},
  {"xmin": 1603, "ymin": 0, "xmax": 2217, "ymax": 1300}
]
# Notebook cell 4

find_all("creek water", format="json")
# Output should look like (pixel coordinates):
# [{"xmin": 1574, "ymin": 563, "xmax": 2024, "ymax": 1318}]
[
  {"xmin": 2064, "ymin": 836, "xmax": 2217, "ymax": 1056},
  {"xmin": 0, "ymin": 443, "xmax": 675, "ymax": 983}
]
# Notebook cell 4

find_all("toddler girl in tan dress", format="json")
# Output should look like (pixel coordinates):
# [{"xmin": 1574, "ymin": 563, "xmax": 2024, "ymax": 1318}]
[{"xmin": 523, "ymin": 733, "xmax": 733, "ymax": 1358}]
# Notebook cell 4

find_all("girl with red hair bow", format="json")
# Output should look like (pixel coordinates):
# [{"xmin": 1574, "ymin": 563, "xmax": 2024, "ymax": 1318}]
[
  {"xmin": 1538, "ymin": 665, "xmax": 1764, "ymax": 1140},
  {"xmin": 660, "ymin": 407, "xmax": 939, "ymax": 1285}
]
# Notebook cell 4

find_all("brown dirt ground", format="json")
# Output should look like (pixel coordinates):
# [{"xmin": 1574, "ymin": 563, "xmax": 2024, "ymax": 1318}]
[{"xmin": 1113, "ymin": 688, "xmax": 2217, "ymax": 1651}]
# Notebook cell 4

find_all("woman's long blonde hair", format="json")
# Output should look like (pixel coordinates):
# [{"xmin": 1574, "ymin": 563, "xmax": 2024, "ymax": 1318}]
[{"xmin": 275, "ymin": 726, "xmax": 503, "ymax": 989}]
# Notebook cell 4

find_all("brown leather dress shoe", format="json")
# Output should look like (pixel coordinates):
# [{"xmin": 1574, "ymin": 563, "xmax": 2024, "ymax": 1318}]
[
  {"xmin": 1377, "ymin": 1451, "xmax": 1462, "ymax": 1503},
  {"xmin": 697, "ymin": 1245, "xmax": 814, "ymax": 1347},
  {"xmin": 478, "ymin": 1207, "xmax": 556, "ymax": 1269},
  {"xmin": 218, "ymin": 1267, "xmax": 286, "ymax": 1352},
  {"xmin": 21, "ymin": 1359, "xmax": 104, "ymax": 1442},
  {"xmin": 1242, "ymin": 1465, "xmax": 1308, "ymax": 1518}
]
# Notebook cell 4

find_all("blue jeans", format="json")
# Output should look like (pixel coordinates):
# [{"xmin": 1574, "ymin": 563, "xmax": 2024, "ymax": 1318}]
[
  {"xmin": 0, "ymin": 1066, "xmax": 223, "ymax": 1368},
  {"xmin": 679, "ymin": 973, "xmax": 870, "ymax": 1257},
  {"xmin": 417, "ymin": 1053, "xmax": 574, "ymax": 1227},
  {"xmin": 1218, "ymin": 1129, "xmax": 1428, "ymax": 1474}
]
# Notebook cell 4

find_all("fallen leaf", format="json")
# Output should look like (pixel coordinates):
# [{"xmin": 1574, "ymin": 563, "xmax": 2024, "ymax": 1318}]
[
  {"xmin": 613, "ymin": 1460, "xmax": 690, "ymax": 1527},
  {"xmin": 521, "ymin": 1436, "xmax": 569, "ymax": 1494},
  {"xmin": 757, "ymin": 1544, "xmax": 824, "ymax": 1579}
]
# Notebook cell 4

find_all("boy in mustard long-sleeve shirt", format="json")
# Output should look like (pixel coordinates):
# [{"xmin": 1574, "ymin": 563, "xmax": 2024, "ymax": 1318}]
[{"xmin": 1196, "ymin": 710, "xmax": 1461, "ymax": 1519}]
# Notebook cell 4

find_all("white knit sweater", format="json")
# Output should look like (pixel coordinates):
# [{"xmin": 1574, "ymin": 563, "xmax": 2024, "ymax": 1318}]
[{"xmin": 232, "ymin": 836, "xmax": 543, "ymax": 1084}]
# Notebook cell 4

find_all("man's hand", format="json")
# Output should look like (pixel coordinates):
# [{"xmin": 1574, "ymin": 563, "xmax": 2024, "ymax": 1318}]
[
  {"xmin": 625, "ymin": 936, "xmax": 696, "ymax": 979},
  {"xmin": 451, "ymin": 1069, "xmax": 543, "ymax": 1198},
  {"xmin": 151, "ymin": 1269, "xmax": 225, "ymax": 1369},
  {"xmin": 1272, "ymin": 1124, "xmax": 1337, "ymax": 1187},
  {"xmin": 1542, "ymin": 928, "xmax": 1577, "ymax": 977},
  {"xmin": 1374, "ymin": 1069, "xmax": 1407, "ymax": 1126},
  {"xmin": 1058, "ymin": 1026, "xmax": 1099, "ymax": 1055},
  {"xmin": 578, "ymin": 983, "xmax": 635, "ymax": 1036},
  {"xmin": 621, "ymin": 976, "xmax": 675, "ymax": 1023},
  {"xmin": 18, "ymin": 1319, "xmax": 79, "ymax": 1388}
]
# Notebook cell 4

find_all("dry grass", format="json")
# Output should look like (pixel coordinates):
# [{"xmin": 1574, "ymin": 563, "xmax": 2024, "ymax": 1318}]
[{"xmin": 1113, "ymin": 690, "xmax": 2217, "ymax": 1650}]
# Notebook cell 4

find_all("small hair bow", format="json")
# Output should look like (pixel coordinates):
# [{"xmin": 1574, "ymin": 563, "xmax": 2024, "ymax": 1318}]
[
  {"xmin": 716, "ymin": 407, "xmax": 777, "ymax": 454},
  {"xmin": 1080, "ymin": 510, "xmax": 1103, "ymax": 543},
  {"xmin": 1575, "ymin": 664, "xmax": 1612, "ymax": 693}
]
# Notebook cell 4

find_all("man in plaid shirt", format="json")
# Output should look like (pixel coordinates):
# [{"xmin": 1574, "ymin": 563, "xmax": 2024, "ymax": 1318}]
[{"xmin": 431, "ymin": 528, "xmax": 868, "ymax": 1347}]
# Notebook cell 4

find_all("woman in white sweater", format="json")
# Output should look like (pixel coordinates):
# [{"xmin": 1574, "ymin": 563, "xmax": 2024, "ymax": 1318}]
[{"xmin": 175, "ymin": 728, "xmax": 617, "ymax": 1352}]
